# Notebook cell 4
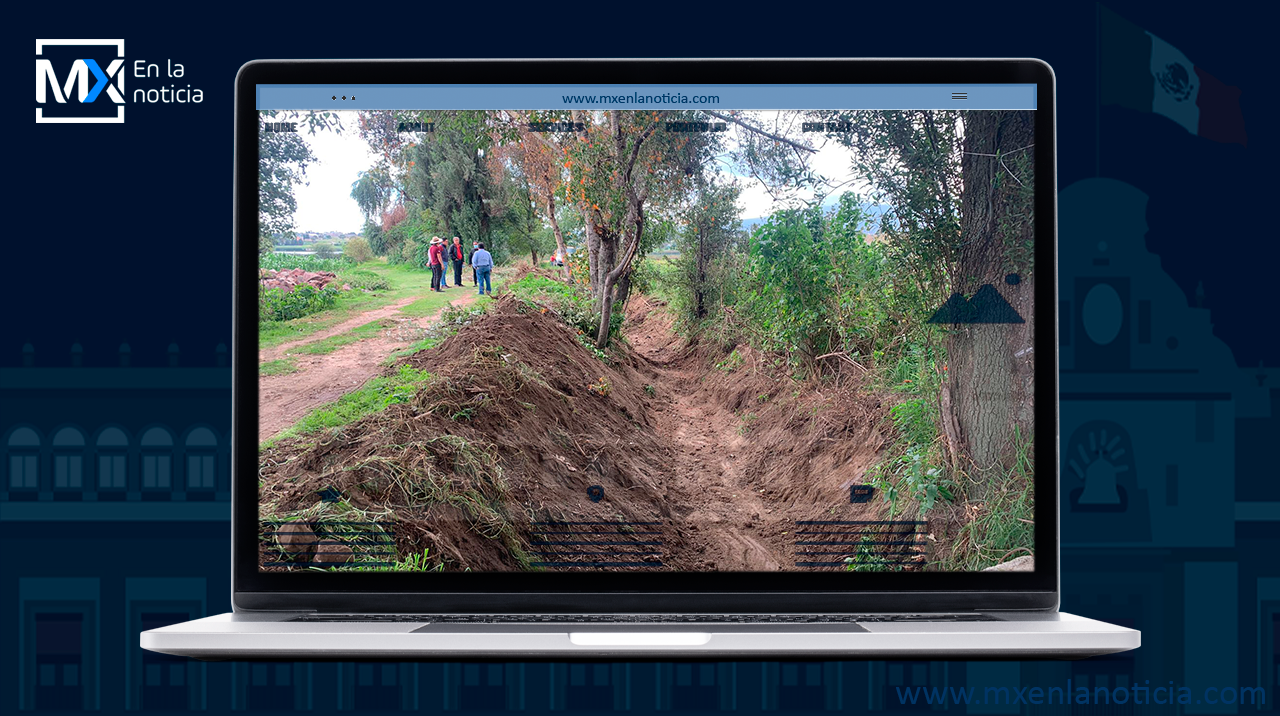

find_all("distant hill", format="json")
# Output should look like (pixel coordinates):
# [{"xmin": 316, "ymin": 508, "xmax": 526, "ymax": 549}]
[{"xmin": 739, "ymin": 202, "xmax": 892, "ymax": 233}]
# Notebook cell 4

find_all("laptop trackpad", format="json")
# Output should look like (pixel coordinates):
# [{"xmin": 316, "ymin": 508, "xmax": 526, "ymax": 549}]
[{"xmin": 569, "ymin": 632, "xmax": 711, "ymax": 646}]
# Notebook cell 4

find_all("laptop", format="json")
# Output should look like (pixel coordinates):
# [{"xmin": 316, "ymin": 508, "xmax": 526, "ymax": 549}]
[{"xmin": 142, "ymin": 58, "xmax": 1139, "ymax": 659}]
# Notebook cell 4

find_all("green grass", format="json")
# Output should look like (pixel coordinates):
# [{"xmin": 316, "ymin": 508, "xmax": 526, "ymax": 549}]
[
  {"xmin": 291, "ymin": 319, "xmax": 391, "ymax": 356},
  {"xmin": 383, "ymin": 301, "xmax": 493, "ymax": 365},
  {"xmin": 399, "ymin": 292, "xmax": 462, "ymax": 318},
  {"xmin": 843, "ymin": 534, "xmax": 905, "ymax": 572},
  {"xmin": 259, "ymin": 358, "xmax": 299, "ymax": 376},
  {"xmin": 639, "ymin": 256, "xmax": 683, "ymax": 305},
  {"xmin": 260, "ymin": 253, "xmax": 352, "ymax": 272},
  {"xmin": 347, "ymin": 547, "xmax": 445, "ymax": 573},
  {"xmin": 932, "ymin": 427, "xmax": 1035, "ymax": 571},
  {"xmin": 262, "ymin": 365, "xmax": 433, "ymax": 449},
  {"xmin": 259, "ymin": 292, "xmax": 395, "ymax": 350}
]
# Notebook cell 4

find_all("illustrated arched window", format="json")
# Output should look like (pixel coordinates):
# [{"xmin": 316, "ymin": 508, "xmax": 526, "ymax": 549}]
[
  {"xmin": 184, "ymin": 428, "xmax": 218, "ymax": 491},
  {"xmin": 96, "ymin": 427, "xmax": 129, "ymax": 493},
  {"xmin": 51, "ymin": 427, "xmax": 86, "ymax": 491},
  {"xmin": 7, "ymin": 427, "xmax": 41, "ymax": 490},
  {"xmin": 140, "ymin": 427, "xmax": 174, "ymax": 492}
]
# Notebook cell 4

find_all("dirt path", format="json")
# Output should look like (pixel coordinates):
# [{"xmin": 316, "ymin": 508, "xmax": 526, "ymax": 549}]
[
  {"xmin": 625, "ymin": 307, "xmax": 788, "ymax": 571},
  {"xmin": 259, "ymin": 291, "xmax": 479, "ymax": 442},
  {"xmin": 260, "ymin": 295, "xmax": 421, "ymax": 363}
]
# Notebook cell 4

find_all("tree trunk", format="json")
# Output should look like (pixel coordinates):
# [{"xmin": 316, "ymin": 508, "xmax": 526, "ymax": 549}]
[
  {"xmin": 695, "ymin": 226, "xmax": 707, "ymax": 318},
  {"xmin": 613, "ymin": 272, "xmax": 632, "ymax": 314},
  {"xmin": 544, "ymin": 194, "xmax": 571, "ymax": 281},
  {"xmin": 595, "ymin": 196, "xmax": 645, "ymax": 348},
  {"xmin": 951, "ymin": 110, "xmax": 1036, "ymax": 502},
  {"xmin": 585, "ymin": 216, "xmax": 600, "ymax": 291}
]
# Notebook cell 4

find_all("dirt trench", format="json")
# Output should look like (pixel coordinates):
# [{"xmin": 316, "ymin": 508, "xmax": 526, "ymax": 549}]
[{"xmin": 623, "ymin": 298, "xmax": 891, "ymax": 572}]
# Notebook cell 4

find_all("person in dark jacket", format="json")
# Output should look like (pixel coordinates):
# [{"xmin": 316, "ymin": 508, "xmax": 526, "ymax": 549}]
[{"xmin": 451, "ymin": 237, "xmax": 465, "ymax": 288}]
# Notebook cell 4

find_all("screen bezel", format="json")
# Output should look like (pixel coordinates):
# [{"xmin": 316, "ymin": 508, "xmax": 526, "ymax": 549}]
[{"xmin": 233, "ymin": 58, "xmax": 1058, "ymax": 613}]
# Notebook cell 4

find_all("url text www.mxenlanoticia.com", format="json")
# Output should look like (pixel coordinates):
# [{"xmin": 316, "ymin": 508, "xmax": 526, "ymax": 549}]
[{"xmin": 897, "ymin": 683, "xmax": 1267, "ymax": 708}]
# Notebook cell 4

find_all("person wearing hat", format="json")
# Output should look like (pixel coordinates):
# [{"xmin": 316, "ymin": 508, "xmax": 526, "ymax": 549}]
[
  {"xmin": 428, "ymin": 236, "xmax": 445, "ymax": 292},
  {"xmin": 439, "ymin": 237, "xmax": 450, "ymax": 288}
]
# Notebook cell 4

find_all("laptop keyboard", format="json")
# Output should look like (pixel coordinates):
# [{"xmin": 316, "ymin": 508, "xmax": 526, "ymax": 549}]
[{"xmin": 291, "ymin": 613, "xmax": 996, "ymax": 623}]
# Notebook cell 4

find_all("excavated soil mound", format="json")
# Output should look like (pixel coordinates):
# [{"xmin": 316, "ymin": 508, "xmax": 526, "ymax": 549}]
[
  {"xmin": 258, "ymin": 287, "xmax": 910, "ymax": 573},
  {"xmin": 259, "ymin": 293, "xmax": 690, "ymax": 572}
]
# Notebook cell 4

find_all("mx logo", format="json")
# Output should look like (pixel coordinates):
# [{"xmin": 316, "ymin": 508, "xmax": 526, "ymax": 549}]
[{"xmin": 36, "ymin": 39, "xmax": 126, "ymax": 124}]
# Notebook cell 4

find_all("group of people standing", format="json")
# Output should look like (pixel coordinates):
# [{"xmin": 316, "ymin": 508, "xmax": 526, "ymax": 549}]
[{"xmin": 427, "ymin": 236, "xmax": 493, "ymax": 295}]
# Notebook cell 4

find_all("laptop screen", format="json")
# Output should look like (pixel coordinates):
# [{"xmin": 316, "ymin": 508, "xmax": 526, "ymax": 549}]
[{"xmin": 254, "ymin": 83, "xmax": 1039, "ymax": 576}]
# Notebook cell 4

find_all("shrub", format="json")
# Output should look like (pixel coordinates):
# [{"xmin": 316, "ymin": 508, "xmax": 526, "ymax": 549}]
[
  {"xmin": 312, "ymin": 241, "xmax": 338, "ymax": 259},
  {"xmin": 338, "ymin": 269, "xmax": 390, "ymax": 291},
  {"xmin": 509, "ymin": 273, "xmax": 617, "ymax": 338},
  {"xmin": 260, "ymin": 285, "xmax": 340, "ymax": 322},
  {"xmin": 344, "ymin": 236, "xmax": 373, "ymax": 263}
]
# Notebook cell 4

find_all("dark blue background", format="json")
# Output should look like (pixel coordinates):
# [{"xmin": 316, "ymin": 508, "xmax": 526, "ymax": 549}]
[{"xmin": 6, "ymin": 1, "xmax": 1277, "ymax": 713}]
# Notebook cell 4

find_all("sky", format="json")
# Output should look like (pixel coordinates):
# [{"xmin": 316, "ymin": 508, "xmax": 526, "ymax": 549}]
[
  {"xmin": 293, "ymin": 117, "xmax": 377, "ymax": 233},
  {"xmin": 291, "ymin": 110, "xmax": 870, "ymax": 233}
]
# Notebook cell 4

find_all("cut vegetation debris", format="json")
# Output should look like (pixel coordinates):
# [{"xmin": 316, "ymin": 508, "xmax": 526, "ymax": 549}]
[{"xmin": 260, "ymin": 270, "xmax": 906, "ymax": 573}]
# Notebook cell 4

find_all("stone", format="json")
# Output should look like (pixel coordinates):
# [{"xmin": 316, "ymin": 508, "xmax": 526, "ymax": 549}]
[
  {"xmin": 276, "ymin": 522, "xmax": 316, "ymax": 555},
  {"xmin": 313, "ymin": 541, "xmax": 354, "ymax": 564},
  {"xmin": 982, "ymin": 555, "xmax": 1035, "ymax": 572}
]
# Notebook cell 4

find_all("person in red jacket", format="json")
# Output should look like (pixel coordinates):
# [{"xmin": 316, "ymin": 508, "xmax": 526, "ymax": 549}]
[{"xmin": 428, "ymin": 236, "xmax": 445, "ymax": 292}]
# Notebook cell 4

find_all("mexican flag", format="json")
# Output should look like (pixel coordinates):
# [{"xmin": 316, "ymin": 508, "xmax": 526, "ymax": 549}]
[{"xmin": 1100, "ymin": 5, "xmax": 1247, "ymax": 146}]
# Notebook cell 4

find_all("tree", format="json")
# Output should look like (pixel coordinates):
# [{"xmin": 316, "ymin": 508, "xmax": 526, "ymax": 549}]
[
  {"xmin": 312, "ymin": 241, "xmax": 337, "ymax": 259},
  {"xmin": 494, "ymin": 114, "xmax": 574, "ymax": 280},
  {"xmin": 258, "ymin": 114, "xmax": 315, "ymax": 255},
  {"xmin": 950, "ymin": 110, "xmax": 1035, "ymax": 499},
  {"xmin": 258, "ymin": 111, "xmax": 342, "ymax": 256},
  {"xmin": 561, "ymin": 109, "xmax": 725, "ymax": 347},
  {"xmin": 487, "ymin": 160, "xmax": 555, "ymax": 265},
  {"xmin": 358, "ymin": 111, "xmax": 503, "ymax": 256},
  {"xmin": 677, "ymin": 182, "xmax": 743, "ymax": 320},
  {"xmin": 344, "ymin": 236, "xmax": 373, "ymax": 263},
  {"xmin": 351, "ymin": 168, "xmax": 394, "ymax": 223},
  {"xmin": 821, "ymin": 109, "xmax": 1035, "ymax": 500}
]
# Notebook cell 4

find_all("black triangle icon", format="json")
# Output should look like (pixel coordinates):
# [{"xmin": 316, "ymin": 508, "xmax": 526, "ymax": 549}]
[
  {"xmin": 928, "ymin": 284, "xmax": 1025, "ymax": 324},
  {"xmin": 927, "ymin": 292, "xmax": 975, "ymax": 324}
]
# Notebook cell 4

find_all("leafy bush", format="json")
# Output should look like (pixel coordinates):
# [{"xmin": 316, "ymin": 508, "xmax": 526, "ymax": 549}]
[
  {"xmin": 339, "ymin": 269, "xmax": 390, "ymax": 291},
  {"xmin": 871, "ymin": 446, "xmax": 954, "ymax": 516},
  {"xmin": 344, "ymin": 236, "xmax": 373, "ymax": 263},
  {"xmin": 260, "ymin": 285, "xmax": 341, "ymax": 322},
  {"xmin": 743, "ymin": 199, "xmax": 865, "ymax": 364},
  {"xmin": 509, "ymin": 273, "xmax": 621, "ymax": 338},
  {"xmin": 843, "ymin": 534, "xmax": 904, "ymax": 572}
]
